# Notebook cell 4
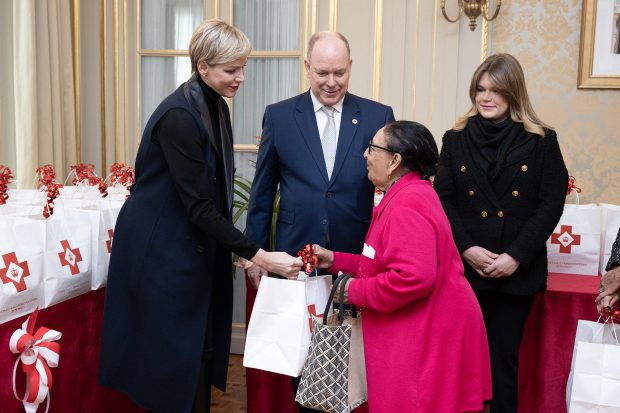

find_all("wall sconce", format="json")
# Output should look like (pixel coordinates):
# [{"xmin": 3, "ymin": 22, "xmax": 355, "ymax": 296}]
[{"xmin": 441, "ymin": 0, "xmax": 501, "ymax": 31}]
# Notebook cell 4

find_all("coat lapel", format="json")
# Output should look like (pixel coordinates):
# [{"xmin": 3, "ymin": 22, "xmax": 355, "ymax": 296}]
[
  {"xmin": 460, "ymin": 137, "xmax": 503, "ymax": 210},
  {"xmin": 294, "ymin": 91, "xmax": 330, "ymax": 183},
  {"xmin": 183, "ymin": 77, "xmax": 221, "ymax": 159},
  {"xmin": 184, "ymin": 77, "xmax": 234, "ymax": 211},
  {"xmin": 330, "ymin": 93, "xmax": 360, "ymax": 184}
]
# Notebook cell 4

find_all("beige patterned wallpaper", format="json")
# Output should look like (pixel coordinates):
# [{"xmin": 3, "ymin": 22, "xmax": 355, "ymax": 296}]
[{"xmin": 492, "ymin": 0, "xmax": 620, "ymax": 204}]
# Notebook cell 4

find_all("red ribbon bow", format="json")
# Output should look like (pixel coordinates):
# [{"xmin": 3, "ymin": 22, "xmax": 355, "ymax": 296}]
[
  {"xmin": 0, "ymin": 165, "xmax": 14, "ymax": 205},
  {"xmin": 297, "ymin": 244, "xmax": 318, "ymax": 275},
  {"xmin": 601, "ymin": 306, "xmax": 620, "ymax": 322},
  {"xmin": 567, "ymin": 176, "xmax": 582, "ymax": 195},
  {"xmin": 9, "ymin": 308, "xmax": 61, "ymax": 413},
  {"xmin": 35, "ymin": 165, "xmax": 63, "ymax": 218},
  {"xmin": 70, "ymin": 163, "xmax": 108, "ymax": 198},
  {"xmin": 108, "ymin": 162, "xmax": 134, "ymax": 192}
]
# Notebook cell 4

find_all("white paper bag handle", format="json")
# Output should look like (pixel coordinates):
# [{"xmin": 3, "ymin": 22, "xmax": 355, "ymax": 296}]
[{"xmin": 594, "ymin": 314, "xmax": 620, "ymax": 345}]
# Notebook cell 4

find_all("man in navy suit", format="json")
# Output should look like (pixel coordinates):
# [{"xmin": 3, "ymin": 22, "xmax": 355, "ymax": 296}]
[
  {"xmin": 246, "ymin": 30, "xmax": 394, "ymax": 279},
  {"xmin": 245, "ymin": 31, "xmax": 394, "ymax": 412}
]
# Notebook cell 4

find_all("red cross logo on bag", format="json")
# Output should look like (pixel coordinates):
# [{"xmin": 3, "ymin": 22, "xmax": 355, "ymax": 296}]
[
  {"xmin": 550, "ymin": 225, "xmax": 582, "ymax": 253},
  {"xmin": 106, "ymin": 229, "xmax": 114, "ymax": 253},
  {"xmin": 307, "ymin": 304, "xmax": 324, "ymax": 332},
  {"xmin": 58, "ymin": 240, "xmax": 83, "ymax": 275},
  {"xmin": 0, "ymin": 252, "xmax": 31, "ymax": 292}
]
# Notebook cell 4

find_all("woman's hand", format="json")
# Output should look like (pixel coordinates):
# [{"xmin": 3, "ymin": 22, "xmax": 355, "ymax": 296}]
[
  {"xmin": 596, "ymin": 266, "xmax": 620, "ymax": 312},
  {"xmin": 462, "ymin": 246, "xmax": 499, "ymax": 276},
  {"xmin": 312, "ymin": 244, "xmax": 334, "ymax": 269},
  {"xmin": 251, "ymin": 249, "xmax": 302, "ymax": 279},
  {"xmin": 483, "ymin": 253, "xmax": 520, "ymax": 278},
  {"xmin": 333, "ymin": 278, "xmax": 351, "ymax": 304}
]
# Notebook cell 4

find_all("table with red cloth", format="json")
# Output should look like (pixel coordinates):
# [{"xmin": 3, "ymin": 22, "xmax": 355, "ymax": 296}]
[
  {"xmin": 0, "ymin": 289, "xmax": 144, "ymax": 413},
  {"xmin": 0, "ymin": 274, "xmax": 601, "ymax": 412},
  {"xmin": 246, "ymin": 274, "xmax": 601, "ymax": 413}
]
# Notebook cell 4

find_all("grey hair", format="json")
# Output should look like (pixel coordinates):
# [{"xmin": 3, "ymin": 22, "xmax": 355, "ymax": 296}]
[{"xmin": 307, "ymin": 31, "xmax": 351, "ymax": 60}]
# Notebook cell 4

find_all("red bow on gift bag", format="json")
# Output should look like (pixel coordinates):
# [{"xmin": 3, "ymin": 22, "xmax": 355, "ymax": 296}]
[{"xmin": 9, "ymin": 308, "xmax": 61, "ymax": 413}]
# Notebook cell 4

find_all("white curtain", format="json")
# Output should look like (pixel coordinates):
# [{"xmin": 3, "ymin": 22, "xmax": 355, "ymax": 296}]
[
  {"xmin": 0, "ymin": 0, "xmax": 77, "ymax": 187},
  {"xmin": 232, "ymin": 0, "xmax": 301, "ymax": 183}
]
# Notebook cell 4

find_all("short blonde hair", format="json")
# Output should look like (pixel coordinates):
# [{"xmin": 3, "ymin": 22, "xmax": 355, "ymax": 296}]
[
  {"xmin": 189, "ymin": 19, "xmax": 252, "ymax": 73},
  {"xmin": 453, "ymin": 53, "xmax": 550, "ymax": 137}
]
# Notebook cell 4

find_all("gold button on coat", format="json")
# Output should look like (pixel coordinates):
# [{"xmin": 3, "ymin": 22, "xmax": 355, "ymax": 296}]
[
  {"xmin": 512, "ymin": 190, "xmax": 519, "ymax": 197},
  {"xmin": 481, "ymin": 211, "xmax": 488, "ymax": 218},
  {"xmin": 497, "ymin": 211, "xmax": 504, "ymax": 218},
  {"xmin": 468, "ymin": 190, "xmax": 475, "ymax": 196},
  {"xmin": 460, "ymin": 165, "xmax": 467, "ymax": 172},
  {"xmin": 521, "ymin": 165, "xmax": 528, "ymax": 172}
]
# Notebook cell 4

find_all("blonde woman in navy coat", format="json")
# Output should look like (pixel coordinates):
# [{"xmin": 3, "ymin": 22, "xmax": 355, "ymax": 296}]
[
  {"xmin": 99, "ymin": 20, "xmax": 301, "ymax": 413},
  {"xmin": 433, "ymin": 53, "xmax": 568, "ymax": 413}
]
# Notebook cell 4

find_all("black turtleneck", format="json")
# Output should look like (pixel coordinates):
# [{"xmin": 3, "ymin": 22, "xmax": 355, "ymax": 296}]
[{"xmin": 151, "ymin": 78, "xmax": 259, "ymax": 260}]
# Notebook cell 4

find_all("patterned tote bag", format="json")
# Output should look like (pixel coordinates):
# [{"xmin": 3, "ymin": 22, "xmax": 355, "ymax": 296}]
[{"xmin": 295, "ymin": 273, "xmax": 367, "ymax": 413}]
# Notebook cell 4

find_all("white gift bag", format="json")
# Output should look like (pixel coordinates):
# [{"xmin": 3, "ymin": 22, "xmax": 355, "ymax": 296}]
[
  {"xmin": 243, "ymin": 274, "xmax": 332, "ymax": 377},
  {"xmin": 90, "ymin": 200, "xmax": 123, "ymax": 289},
  {"xmin": 600, "ymin": 204, "xmax": 620, "ymax": 276},
  {"xmin": 43, "ymin": 208, "xmax": 98, "ymax": 307},
  {"xmin": 0, "ymin": 215, "xmax": 46, "ymax": 323},
  {"xmin": 567, "ymin": 319, "xmax": 620, "ymax": 412},
  {"xmin": 547, "ymin": 203, "xmax": 601, "ymax": 276}
]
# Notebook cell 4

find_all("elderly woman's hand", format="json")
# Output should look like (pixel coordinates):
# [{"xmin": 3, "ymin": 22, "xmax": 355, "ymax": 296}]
[
  {"xmin": 596, "ymin": 266, "xmax": 620, "ymax": 313},
  {"xmin": 312, "ymin": 244, "xmax": 334, "ymax": 269},
  {"xmin": 333, "ymin": 278, "xmax": 351, "ymax": 304}
]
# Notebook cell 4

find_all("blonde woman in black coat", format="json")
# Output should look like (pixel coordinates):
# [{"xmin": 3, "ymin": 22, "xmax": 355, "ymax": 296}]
[{"xmin": 434, "ymin": 53, "xmax": 568, "ymax": 413}]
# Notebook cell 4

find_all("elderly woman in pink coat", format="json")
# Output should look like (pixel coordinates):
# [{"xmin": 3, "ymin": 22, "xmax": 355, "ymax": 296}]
[{"xmin": 313, "ymin": 121, "xmax": 492, "ymax": 412}]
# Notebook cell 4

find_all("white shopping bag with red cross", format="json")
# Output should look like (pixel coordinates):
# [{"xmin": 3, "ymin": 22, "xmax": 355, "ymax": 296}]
[
  {"xmin": 90, "ymin": 199, "xmax": 123, "ymax": 289},
  {"xmin": 0, "ymin": 215, "xmax": 46, "ymax": 323},
  {"xmin": 547, "ymin": 203, "xmax": 601, "ymax": 276},
  {"xmin": 43, "ymin": 207, "xmax": 98, "ymax": 307},
  {"xmin": 600, "ymin": 204, "xmax": 620, "ymax": 276},
  {"xmin": 244, "ymin": 274, "xmax": 332, "ymax": 377}
]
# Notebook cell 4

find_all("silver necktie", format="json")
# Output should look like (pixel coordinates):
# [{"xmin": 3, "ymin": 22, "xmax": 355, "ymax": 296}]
[{"xmin": 320, "ymin": 106, "xmax": 337, "ymax": 179}]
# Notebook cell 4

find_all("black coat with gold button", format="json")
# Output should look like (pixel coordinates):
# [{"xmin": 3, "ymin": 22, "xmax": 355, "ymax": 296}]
[{"xmin": 434, "ymin": 127, "xmax": 568, "ymax": 296}]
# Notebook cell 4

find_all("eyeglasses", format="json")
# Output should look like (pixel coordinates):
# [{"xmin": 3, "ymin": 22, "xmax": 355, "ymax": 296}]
[{"xmin": 367, "ymin": 140, "xmax": 397, "ymax": 154}]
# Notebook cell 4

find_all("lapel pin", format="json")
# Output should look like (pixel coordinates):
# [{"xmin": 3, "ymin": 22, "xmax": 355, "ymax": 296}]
[{"xmin": 352, "ymin": 119, "xmax": 358, "ymax": 124}]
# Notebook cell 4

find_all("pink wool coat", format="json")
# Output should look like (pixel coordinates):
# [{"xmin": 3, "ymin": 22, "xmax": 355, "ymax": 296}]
[{"xmin": 331, "ymin": 172, "xmax": 492, "ymax": 412}]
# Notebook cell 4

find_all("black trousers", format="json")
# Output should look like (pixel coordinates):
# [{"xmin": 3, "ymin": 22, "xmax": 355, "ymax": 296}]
[{"xmin": 476, "ymin": 290, "xmax": 535, "ymax": 413}]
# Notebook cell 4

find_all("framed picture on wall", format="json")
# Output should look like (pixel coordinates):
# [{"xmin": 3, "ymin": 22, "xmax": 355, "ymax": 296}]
[{"xmin": 578, "ymin": 0, "xmax": 620, "ymax": 88}]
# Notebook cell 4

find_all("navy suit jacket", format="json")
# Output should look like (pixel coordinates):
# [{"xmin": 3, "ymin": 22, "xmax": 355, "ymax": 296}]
[{"xmin": 246, "ymin": 90, "xmax": 394, "ymax": 256}]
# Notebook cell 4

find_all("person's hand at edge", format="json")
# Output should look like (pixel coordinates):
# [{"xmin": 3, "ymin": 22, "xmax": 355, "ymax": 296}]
[{"xmin": 596, "ymin": 266, "xmax": 620, "ymax": 312}]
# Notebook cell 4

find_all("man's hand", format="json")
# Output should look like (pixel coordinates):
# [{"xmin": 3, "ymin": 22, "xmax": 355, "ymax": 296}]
[{"xmin": 246, "ymin": 264, "xmax": 268, "ymax": 289}]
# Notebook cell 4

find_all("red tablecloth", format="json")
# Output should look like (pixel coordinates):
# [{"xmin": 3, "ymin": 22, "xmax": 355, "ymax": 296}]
[
  {"xmin": 0, "ymin": 274, "xmax": 601, "ymax": 412},
  {"xmin": 518, "ymin": 274, "xmax": 600, "ymax": 413},
  {"xmin": 0, "ymin": 289, "xmax": 143, "ymax": 413},
  {"xmin": 247, "ymin": 274, "xmax": 601, "ymax": 413}
]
